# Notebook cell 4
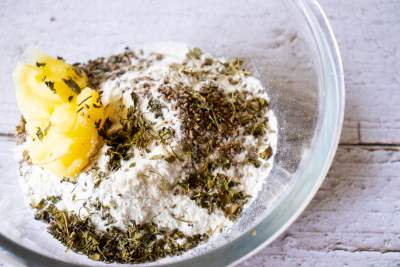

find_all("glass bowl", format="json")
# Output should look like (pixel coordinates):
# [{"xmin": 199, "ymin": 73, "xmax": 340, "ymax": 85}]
[{"xmin": 0, "ymin": 0, "xmax": 344, "ymax": 266}]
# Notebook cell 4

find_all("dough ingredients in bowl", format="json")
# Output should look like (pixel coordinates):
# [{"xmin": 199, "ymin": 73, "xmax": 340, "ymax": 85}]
[{"xmin": 14, "ymin": 43, "xmax": 277, "ymax": 264}]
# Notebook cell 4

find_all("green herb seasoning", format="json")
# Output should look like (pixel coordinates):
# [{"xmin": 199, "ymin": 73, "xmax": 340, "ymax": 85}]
[
  {"xmin": 147, "ymin": 97, "xmax": 163, "ymax": 118},
  {"xmin": 18, "ymin": 45, "xmax": 276, "ymax": 264},
  {"xmin": 99, "ymin": 94, "xmax": 157, "ymax": 171},
  {"xmin": 63, "ymin": 78, "xmax": 81, "ymax": 94},
  {"xmin": 35, "ymin": 123, "xmax": 51, "ymax": 141},
  {"xmin": 158, "ymin": 50, "xmax": 270, "ymax": 218},
  {"xmin": 174, "ymin": 161, "xmax": 248, "ymax": 219},
  {"xmin": 36, "ymin": 62, "xmax": 46, "ymax": 67},
  {"xmin": 33, "ymin": 201, "xmax": 208, "ymax": 264},
  {"xmin": 35, "ymin": 127, "xmax": 44, "ymax": 140},
  {"xmin": 44, "ymin": 80, "xmax": 56, "ymax": 93},
  {"xmin": 186, "ymin": 47, "xmax": 202, "ymax": 60}
]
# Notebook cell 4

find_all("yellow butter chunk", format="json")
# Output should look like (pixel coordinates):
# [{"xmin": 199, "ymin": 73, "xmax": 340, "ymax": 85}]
[{"xmin": 14, "ymin": 54, "xmax": 105, "ymax": 179}]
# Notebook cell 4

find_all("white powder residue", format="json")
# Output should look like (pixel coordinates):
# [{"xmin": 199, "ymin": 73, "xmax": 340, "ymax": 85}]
[{"xmin": 18, "ymin": 43, "xmax": 277, "ymax": 240}]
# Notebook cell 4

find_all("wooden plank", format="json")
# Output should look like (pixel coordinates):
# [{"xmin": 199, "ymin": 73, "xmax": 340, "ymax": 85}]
[
  {"xmin": 0, "ymin": 0, "xmax": 399, "ymax": 266},
  {"xmin": 0, "ymin": 142, "xmax": 398, "ymax": 266},
  {"xmin": 0, "ymin": 0, "xmax": 398, "ymax": 146},
  {"xmin": 239, "ymin": 145, "xmax": 400, "ymax": 266},
  {"xmin": 321, "ymin": 0, "xmax": 400, "ymax": 144},
  {"xmin": 240, "ymin": 250, "xmax": 400, "ymax": 267},
  {"xmin": 238, "ymin": 1, "xmax": 400, "ymax": 264}
]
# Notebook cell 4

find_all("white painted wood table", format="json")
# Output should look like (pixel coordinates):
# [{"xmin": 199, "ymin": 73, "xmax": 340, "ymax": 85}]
[
  {"xmin": 0, "ymin": 1, "xmax": 399, "ymax": 266},
  {"xmin": 239, "ymin": 1, "xmax": 400, "ymax": 266}
]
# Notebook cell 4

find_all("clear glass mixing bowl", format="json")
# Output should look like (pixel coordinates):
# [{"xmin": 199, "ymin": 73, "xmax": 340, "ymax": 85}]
[{"xmin": 0, "ymin": 0, "xmax": 344, "ymax": 266}]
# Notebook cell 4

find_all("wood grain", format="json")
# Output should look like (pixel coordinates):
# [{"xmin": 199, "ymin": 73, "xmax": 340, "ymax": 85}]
[
  {"xmin": 0, "ymin": 0, "xmax": 399, "ymax": 267},
  {"xmin": 321, "ymin": 0, "xmax": 400, "ymax": 145},
  {"xmin": 238, "ymin": 0, "xmax": 400, "ymax": 266},
  {"xmin": 0, "ymin": 0, "xmax": 399, "ymax": 147},
  {"xmin": 239, "ymin": 146, "xmax": 400, "ymax": 267},
  {"xmin": 1, "ymin": 145, "xmax": 398, "ymax": 267}
]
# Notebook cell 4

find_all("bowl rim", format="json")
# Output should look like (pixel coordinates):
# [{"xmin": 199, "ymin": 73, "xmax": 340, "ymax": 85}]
[
  {"xmin": 227, "ymin": 0, "xmax": 345, "ymax": 265},
  {"xmin": 0, "ymin": 0, "xmax": 345, "ymax": 266}
]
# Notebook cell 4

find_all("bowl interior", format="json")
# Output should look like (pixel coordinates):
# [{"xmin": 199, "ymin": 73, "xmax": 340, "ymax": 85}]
[{"xmin": 0, "ymin": 1, "xmax": 342, "ymax": 266}]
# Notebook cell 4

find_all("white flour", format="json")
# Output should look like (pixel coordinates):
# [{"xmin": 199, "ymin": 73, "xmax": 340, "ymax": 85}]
[{"xmin": 18, "ymin": 43, "xmax": 277, "ymax": 239}]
